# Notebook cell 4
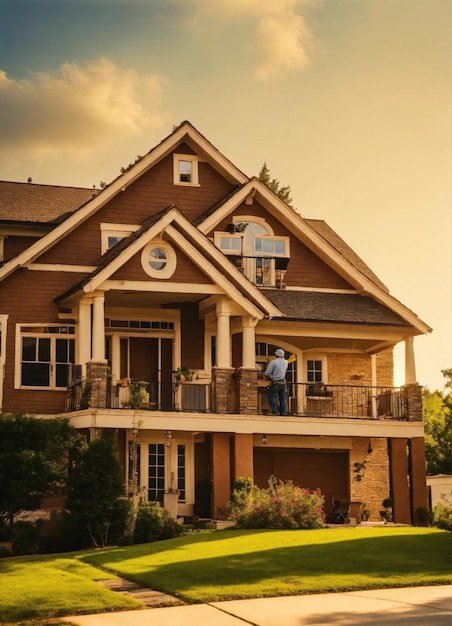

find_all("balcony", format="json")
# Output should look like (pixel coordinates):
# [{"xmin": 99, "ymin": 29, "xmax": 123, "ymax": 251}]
[
  {"xmin": 229, "ymin": 255, "xmax": 289, "ymax": 287},
  {"xmin": 67, "ymin": 377, "xmax": 411, "ymax": 421}
]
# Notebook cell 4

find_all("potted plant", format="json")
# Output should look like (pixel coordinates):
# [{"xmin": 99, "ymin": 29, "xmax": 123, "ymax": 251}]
[
  {"xmin": 380, "ymin": 498, "xmax": 393, "ymax": 522},
  {"xmin": 361, "ymin": 504, "xmax": 371, "ymax": 521},
  {"xmin": 179, "ymin": 367, "xmax": 197, "ymax": 382}
]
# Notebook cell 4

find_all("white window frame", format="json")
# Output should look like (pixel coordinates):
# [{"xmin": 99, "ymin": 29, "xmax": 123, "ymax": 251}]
[
  {"xmin": 141, "ymin": 241, "xmax": 177, "ymax": 279},
  {"xmin": 213, "ymin": 232, "xmax": 244, "ymax": 255},
  {"xmin": 100, "ymin": 223, "xmax": 139, "ymax": 254},
  {"xmin": 15, "ymin": 324, "xmax": 75, "ymax": 390},
  {"xmin": 173, "ymin": 154, "xmax": 200, "ymax": 186},
  {"xmin": 303, "ymin": 355, "xmax": 328, "ymax": 385}
]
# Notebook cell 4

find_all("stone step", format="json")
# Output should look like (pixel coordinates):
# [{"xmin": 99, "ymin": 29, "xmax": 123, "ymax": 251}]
[{"xmin": 97, "ymin": 578, "xmax": 182, "ymax": 607}]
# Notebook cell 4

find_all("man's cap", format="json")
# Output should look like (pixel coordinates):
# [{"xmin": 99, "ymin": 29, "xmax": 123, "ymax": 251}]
[{"xmin": 275, "ymin": 348, "xmax": 285, "ymax": 357}]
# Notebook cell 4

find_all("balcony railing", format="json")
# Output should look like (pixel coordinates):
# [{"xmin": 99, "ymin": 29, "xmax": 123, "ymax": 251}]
[
  {"xmin": 286, "ymin": 383, "xmax": 409, "ymax": 420},
  {"xmin": 228, "ymin": 255, "xmax": 289, "ymax": 287},
  {"xmin": 67, "ymin": 378, "xmax": 409, "ymax": 420},
  {"xmin": 66, "ymin": 378, "xmax": 213, "ymax": 413}
]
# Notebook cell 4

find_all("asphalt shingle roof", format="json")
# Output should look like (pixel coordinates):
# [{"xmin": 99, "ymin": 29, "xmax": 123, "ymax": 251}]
[
  {"xmin": 263, "ymin": 290, "xmax": 410, "ymax": 326},
  {"xmin": 0, "ymin": 181, "xmax": 98, "ymax": 224}
]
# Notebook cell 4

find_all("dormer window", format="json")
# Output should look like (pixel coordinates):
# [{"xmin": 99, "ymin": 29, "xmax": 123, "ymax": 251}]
[
  {"xmin": 101, "ymin": 223, "xmax": 138, "ymax": 254},
  {"xmin": 173, "ymin": 154, "xmax": 199, "ymax": 186}
]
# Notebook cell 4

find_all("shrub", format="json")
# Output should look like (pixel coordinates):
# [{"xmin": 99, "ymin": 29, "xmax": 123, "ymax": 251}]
[
  {"xmin": 133, "ymin": 501, "xmax": 186, "ymax": 543},
  {"xmin": 433, "ymin": 502, "xmax": 452, "ymax": 531},
  {"xmin": 12, "ymin": 520, "xmax": 41, "ymax": 555},
  {"xmin": 227, "ymin": 476, "xmax": 325, "ymax": 530}
]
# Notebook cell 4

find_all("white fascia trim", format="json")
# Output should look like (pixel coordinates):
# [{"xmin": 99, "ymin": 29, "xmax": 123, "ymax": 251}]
[
  {"xmin": 165, "ymin": 225, "xmax": 264, "ymax": 319},
  {"xmin": 257, "ymin": 319, "xmax": 411, "ymax": 342},
  {"xmin": 84, "ymin": 210, "xmax": 178, "ymax": 292},
  {"xmin": 103, "ymin": 280, "xmax": 224, "ymax": 295},
  {"xmin": 0, "ymin": 122, "xmax": 248, "ymax": 284},
  {"xmin": 25, "ymin": 264, "xmax": 97, "ymax": 273},
  {"xmin": 199, "ymin": 179, "xmax": 431, "ymax": 334}
]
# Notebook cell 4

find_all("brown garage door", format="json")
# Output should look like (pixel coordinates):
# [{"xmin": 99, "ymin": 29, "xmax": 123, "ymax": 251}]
[{"xmin": 254, "ymin": 448, "xmax": 349, "ymax": 502}]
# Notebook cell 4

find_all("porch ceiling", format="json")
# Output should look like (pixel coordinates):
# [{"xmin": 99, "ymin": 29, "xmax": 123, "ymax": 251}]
[{"xmin": 104, "ymin": 289, "xmax": 208, "ymax": 308}]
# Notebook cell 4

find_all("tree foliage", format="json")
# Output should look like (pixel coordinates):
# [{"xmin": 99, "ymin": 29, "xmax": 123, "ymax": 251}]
[
  {"xmin": 423, "ymin": 369, "xmax": 452, "ymax": 475},
  {"xmin": 65, "ymin": 430, "xmax": 130, "ymax": 548},
  {"xmin": 258, "ymin": 162, "xmax": 293, "ymax": 207},
  {"xmin": 0, "ymin": 414, "xmax": 80, "ymax": 527}
]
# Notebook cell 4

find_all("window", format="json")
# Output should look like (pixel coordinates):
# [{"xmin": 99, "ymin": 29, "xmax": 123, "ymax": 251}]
[
  {"xmin": 100, "ymin": 223, "xmax": 139, "ymax": 254},
  {"xmin": 19, "ymin": 325, "xmax": 75, "ymax": 389},
  {"xmin": 307, "ymin": 360, "xmax": 323, "ymax": 384},
  {"xmin": 173, "ymin": 154, "xmax": 199, "ymax": 186},
  {"xmin": 141, "ymin": 241, "xmax": 176, "ymax": 279},
  {"xmin": 214, "ymin": 233, "xmax": 243, "ymax": 254},
  {"xmin": 148, "ymin": 443, "xmax": 165, "ymax": 503}
]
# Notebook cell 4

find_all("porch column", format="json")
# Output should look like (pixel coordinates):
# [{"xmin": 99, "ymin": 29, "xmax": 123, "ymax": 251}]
[
  {"xmin": 233, "ymin": 434, "xmax": 254, "ymax": 480},
  {"xmin": 389, "ymin": 438, "xmax": 411, "ymax": 524},
  {"xmin": 371, "ymin": 354, "xmax": 377, "ymax": 419},
  {"xmin": 216, "ymin": 300, "xmax": 231, "ymax": 369},
  {"xmin": 78, "ymin": 298, "xmax": 92, "ymax": 373},
  {"xmin": 211, "ymin": 433, "xmax": 231, "ymax": 519},
  {"xmin": 404, "ymin": 337, "xmax": 417, "ymax": 384},
  {"xmin": 241, "ymin": 316, "xmax": 257, "ymax": 369},
  {"xmin": 92, "ymin": 292, "xmax": 106, "ymax": 362},
  {"xmin": 410, "ymin": 437, "xmax": 429, "ymax": 525}
]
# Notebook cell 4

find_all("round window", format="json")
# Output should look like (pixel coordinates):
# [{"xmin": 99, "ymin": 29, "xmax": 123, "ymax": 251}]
[{"xmin": 141, "ymin": 241, "xmax": 176, "ymax": 278}]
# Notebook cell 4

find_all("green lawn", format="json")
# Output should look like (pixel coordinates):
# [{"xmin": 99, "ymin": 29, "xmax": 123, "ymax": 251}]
[{"xmin": 0, "ymin": 527, "xmax": 451, "ymax": 623}]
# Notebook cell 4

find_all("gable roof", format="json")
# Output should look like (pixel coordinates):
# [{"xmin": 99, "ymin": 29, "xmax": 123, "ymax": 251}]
[
  {"xmin": 0, "ymin": 121, "xmax": 431, "ymax": 336},
  {"xmin": 0, "ymin": 181, "xmax": 98, "ymax": 224},
  {"xmin": 54, "ymin": 205, "xmax": 282, "ymax": 320}
]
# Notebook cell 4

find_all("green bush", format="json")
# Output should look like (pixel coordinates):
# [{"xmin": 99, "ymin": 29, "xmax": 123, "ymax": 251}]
[
  {"xmin": 433, "ymin": 502, "xmax": 452, "ymax": 531},
  {"xmin": 227, "ymin": 476, "xmax": 325, "ymax": 530},
  {"xmin": 12, "ymin": 520, "xmax": 41, "ymax": 555},
  {"xmin": 133, "ymin": 501, "xmax": 186, "ymax": 543}
]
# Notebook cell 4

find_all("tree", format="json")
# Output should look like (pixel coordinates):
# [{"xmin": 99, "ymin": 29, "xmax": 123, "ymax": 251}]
[
  {"xmin": 0, "ymin": 414, "xmax": 80, "ymax": 528},
  {"xmin": 423, "ymin": 369, "xmax": 452, "ymax": 475},
  {"xmin": 65, "ymin": 430, "xmax": 130, "ymax": 548},
  {"xmin": 258, "ymin": 162, "xmax": 293, "ymax": 207}
]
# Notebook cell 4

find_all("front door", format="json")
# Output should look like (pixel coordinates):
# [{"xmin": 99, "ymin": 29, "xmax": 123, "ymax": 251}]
[{"xmin": 120, "ymin": 337, "xmax": 174, "ymax": 409}]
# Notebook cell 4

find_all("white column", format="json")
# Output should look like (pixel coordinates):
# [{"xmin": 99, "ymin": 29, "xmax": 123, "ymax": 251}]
[
  {"xmin": 78, "ymin": 298, "xmax": 92, "ymax": 373},
  {"xmin": 216, "ymin": 300, "xmax": 231, "ymax": 369},
  {"xmin": 92, "ymin": 292, "xmax": 106, "ymax": 362},
  {"xmin": 405, "ymin": 337, "xmax": 417, "ymax": 384},
  {"xmin": 241, "ymin": 316, "xmax": 257, "ymax": 369},
  {"xmin": 371, "ymin": 353, "xmax": 377, "ymax": 419}
]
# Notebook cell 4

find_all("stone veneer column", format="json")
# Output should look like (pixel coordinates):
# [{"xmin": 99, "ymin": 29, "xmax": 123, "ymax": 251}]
[
  {"xmin": 238, "ymin": 368, "xmax": 258, "ymax": 414},
  {"xmin": 213, "ymin": 368, "xmax": 235, "ymax": 413},
  {"xmin": 404, "ymin": 383, "xmax": 423, "ymax": 421},
  {"xmin": 211, "ymin": 432, "xmax": 231, "ymax": 518},
  {"xmin": 86, "ymin": 361, "xmax": 109, "ymax": 409}
]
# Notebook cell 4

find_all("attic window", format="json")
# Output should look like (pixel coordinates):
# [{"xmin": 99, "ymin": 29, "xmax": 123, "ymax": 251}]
[
  {"xmin": 173, "ymin": 154, "xmax": 199, "ymax": 186},
  {"xmin": 141, "ymin": 241, "xmax": 176, "ymax": 279},
  {"xmin": 101, "ymin": 223, "xmax": 139, "ymax": 254}
]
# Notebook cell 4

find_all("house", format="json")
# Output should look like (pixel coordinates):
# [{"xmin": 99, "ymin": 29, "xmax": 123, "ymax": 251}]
[{"xmin": 0, "ymin": 121, "xmax": 431, "ymax": 524}]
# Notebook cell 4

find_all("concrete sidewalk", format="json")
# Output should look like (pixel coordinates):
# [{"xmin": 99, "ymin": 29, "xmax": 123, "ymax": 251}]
[{"xmin": 63, "ymin": 585, "xmax": 451, "ymax": 626}]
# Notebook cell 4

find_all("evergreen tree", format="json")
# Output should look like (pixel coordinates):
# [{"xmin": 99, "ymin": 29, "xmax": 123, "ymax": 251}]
[
  {"xmin": 65, "ymin": 431, "xmax": 130, "ymax": 548},
  {"xmin": 258, "ymin": 162, "xmax": 293, "ymax": 207}
]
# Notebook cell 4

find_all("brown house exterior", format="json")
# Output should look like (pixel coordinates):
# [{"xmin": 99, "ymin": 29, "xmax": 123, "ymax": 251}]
[{"xmin": 0, "ymin": 122, "xmax": 431, "ymax": 524}]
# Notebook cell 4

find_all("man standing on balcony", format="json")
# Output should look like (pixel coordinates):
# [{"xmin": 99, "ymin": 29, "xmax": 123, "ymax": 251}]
[{"xmin": 265, "ymin": 348, "xmax": 288, "ymax": 416}]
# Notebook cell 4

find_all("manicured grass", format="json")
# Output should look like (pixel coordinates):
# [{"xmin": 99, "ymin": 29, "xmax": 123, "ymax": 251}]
[{"xmin": 0, "ymin": 527, "xmax": 450, "ymax": 623}]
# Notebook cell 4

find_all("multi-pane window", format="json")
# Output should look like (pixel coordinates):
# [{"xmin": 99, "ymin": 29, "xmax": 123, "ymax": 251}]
[
  {"xmin": 217, "ymin": 235, "xmax": 242, "ymax": 253},
  {"xmin": 173, "ymin": 154, "xmax": 199, "ymax": 186},
  {"xmin": 254, "ymin": 237, "xmax": 287, "ymax": 256},
  {"xmin": 148, "ymin": 443, "xmax": 165, "ymax": 503},
  {"xmin": 20, "ymin": 325, "xmax": 75, "ymax": 388},
  {"xmin": 307, "ymin": 360, "xmax": 323, "ymax": 383},
  {"xmin": 177, "ymin": 444, "xmax": 186, "ymax": 501}
]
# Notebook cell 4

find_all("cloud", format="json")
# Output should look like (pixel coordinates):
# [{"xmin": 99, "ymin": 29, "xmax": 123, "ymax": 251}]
[
  {"xmin": 198, "ymin": 0, "xmax": 316, "ymax": 80},
  {"xmin": 0, "ymin": 58, "xmax": 170, "ymax": 161}
]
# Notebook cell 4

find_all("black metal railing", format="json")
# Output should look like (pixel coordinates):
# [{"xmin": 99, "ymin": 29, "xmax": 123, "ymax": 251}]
[
  {"xmin": 285, "ymin": 383, "xmax": 409, "ymax": 419},
  {"xmin": 66, "ymin": 377, "xmax": 213, "ymax": 413},
  {"xmin": 228, "ymin": 255, "xmax": 289, "ymax": 287}
]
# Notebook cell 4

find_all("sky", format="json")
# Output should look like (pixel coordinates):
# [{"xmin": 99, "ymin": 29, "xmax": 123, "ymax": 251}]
[{"xmin": 0, "ymin": 0, "xmax": 450, "ymax": 391}]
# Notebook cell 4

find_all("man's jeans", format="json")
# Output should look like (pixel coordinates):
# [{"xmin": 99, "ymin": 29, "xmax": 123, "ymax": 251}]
[{"xmin": 268, "ymin": 382, "xmax": 287, "ymax": 415}]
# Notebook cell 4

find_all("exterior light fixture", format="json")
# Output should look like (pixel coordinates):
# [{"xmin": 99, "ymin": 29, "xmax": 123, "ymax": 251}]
[
  {"xmin": 262, "ymin": 434, "xmax": 268, "ymax": 445},
  {"xmin": 165, "ymin": 430, "xmax": 172, "ymax": 447},
  {"xmin": 368, "ymin": 439, "xmax": 373, "ymax": 455}
]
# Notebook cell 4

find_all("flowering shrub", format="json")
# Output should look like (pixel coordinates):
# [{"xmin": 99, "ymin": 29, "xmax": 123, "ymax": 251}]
[
  {"xmin": 227, "ymin": 476, "xmax": 325, "ymax": 530},
  {"xmin": 133, "ymin": 501, "xmax": 186, "ymax": 543}
]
